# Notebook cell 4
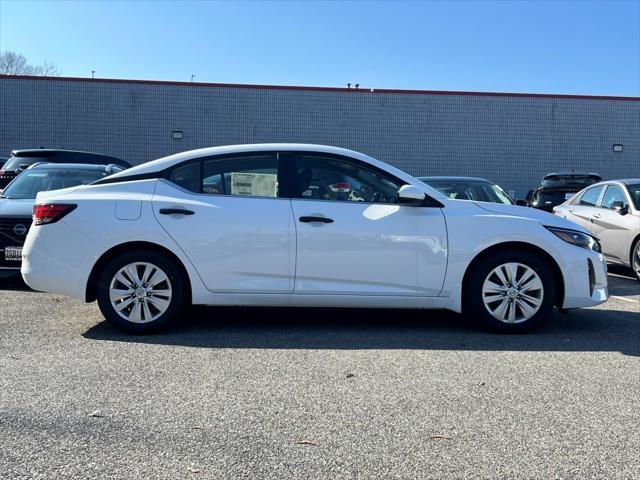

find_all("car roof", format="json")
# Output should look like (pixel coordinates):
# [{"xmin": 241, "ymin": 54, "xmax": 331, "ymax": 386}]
[
  {"xmin": 544, "ymin": 172, "xmax": 601, "ymax": 178},
  {"xmin": 419, "ymin": 176, "xmax": 492, "ymax": 183},
  {"xmin": 9, "ymin": 149, "xmax": 131, "ymax": 167},
  {"xmin": 101, "ymin": 144, "xmax": 448, "ymax": 200},
  {"xmin": 591, "ymin": 179, "xmax": 640, "ymax": 186},
  {"xmin": 29, "ymin": 163, "xmax": 119, "ymax": 171}
]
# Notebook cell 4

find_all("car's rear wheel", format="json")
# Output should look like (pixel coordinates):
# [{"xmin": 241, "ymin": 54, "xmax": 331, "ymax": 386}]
[
  {"xmin": 96, "ymin": 250, "xmax": 187, "ymax": 333},
  {"xmin": 464, "ymin": 251, "xmax": 556, "ymax": 333},
  {"xmin": 632, "ymin": 238, "xmax": 640, "ymax": 282}
]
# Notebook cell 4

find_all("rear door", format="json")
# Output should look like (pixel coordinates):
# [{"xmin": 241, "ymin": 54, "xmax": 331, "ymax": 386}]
[
  {"xmin": 563, "ymin": 185, "xmax": 605, "ymax": 233},
  {"xmin": 152, "ymin": 153, "xmax": 295, "ymax": 293},
  {"xmin": 286, "ymin": 152, "xmax": 447, "ymax": 297}
]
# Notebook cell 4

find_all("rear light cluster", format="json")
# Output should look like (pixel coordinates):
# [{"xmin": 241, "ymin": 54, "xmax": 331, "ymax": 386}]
[{"xmin": 32, "ymin": 204, "xmax": 77, "ymax": 226}]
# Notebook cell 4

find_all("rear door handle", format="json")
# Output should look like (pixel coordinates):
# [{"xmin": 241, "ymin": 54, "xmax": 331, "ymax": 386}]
[
  {"xmin": 159, "ymin": 208, "xmax": 195, "ymax": 216},
  {"xmin": 299, "ymin": 216, "xmax": 333, "ymax": 224}
]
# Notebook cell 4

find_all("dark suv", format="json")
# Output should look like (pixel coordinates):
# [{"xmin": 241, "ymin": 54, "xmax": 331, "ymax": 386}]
[
  {"xmin": 0, "ymin": 149, "xmax": 131, "ymax": 189},
  {"xmin": 528, "ymin": 173, "xmax": 602, "ymax": 212}
]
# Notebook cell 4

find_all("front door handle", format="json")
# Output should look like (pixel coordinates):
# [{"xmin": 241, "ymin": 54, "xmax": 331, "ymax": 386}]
[
  {"xmin": 159, "ymin": 208, "xmax": 195, "ymax": 216},
  {"xmin": 299, "ymin": 216, "xmax": 334, "ymax": 224}
]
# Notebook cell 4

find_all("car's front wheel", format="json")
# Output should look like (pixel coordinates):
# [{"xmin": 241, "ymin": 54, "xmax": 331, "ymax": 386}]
[
  {"xmin": 96, "ymin": 250, "xmax": 187, "ymax": 333},
  {"xmin": 464, "ymin": 251, "xmax": 556, "ymax": 333}
]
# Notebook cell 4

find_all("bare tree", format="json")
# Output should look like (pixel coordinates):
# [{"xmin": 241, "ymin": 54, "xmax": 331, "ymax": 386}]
[{"xmin": 0, "ymin": 51, "xmax": 61, "ymax": 76}]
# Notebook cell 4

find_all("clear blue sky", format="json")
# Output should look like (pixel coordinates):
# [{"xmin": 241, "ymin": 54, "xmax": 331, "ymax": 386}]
[{"xmin": 1, "ymin": 0, "xmax": 639, "ymax": 96}]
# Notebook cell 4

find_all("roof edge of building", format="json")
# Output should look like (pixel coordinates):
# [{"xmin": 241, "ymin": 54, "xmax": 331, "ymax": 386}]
[{"xmin": 1, "ymin": 74, "xmax": 639, "ymax": 102}]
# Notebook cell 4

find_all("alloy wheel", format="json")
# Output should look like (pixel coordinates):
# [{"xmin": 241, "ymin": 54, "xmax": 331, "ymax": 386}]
[
  {"xmin": 109, "ymin": 262, "xmax": 173, "ymax": 323},
  {"xmin": 482, "ymin": 262, "xmax": 544, "ymax": 324}
]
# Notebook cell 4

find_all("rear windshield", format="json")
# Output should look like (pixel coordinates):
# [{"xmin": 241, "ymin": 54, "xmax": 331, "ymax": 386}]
[
  {"xmin": 627, "ymin": 184, "xmax": 640, "ymax": 209},
  {"xmin": 534, "ymin": 190, "xmax": 576, "ymax": 207},
  {"xmin": 1, "ymin": 168, "xmax": 109, "ymax": 199},
  {"xmin": 2, "ymin": 156, "xmax": 45, "ymax": 171},
  {"xmin": 425, "ymin": 179, "xmax": 514, "ymax": 205},
  {"xmin": 542, "ymin": 175, "xmax": 601, "ymax": 189}
]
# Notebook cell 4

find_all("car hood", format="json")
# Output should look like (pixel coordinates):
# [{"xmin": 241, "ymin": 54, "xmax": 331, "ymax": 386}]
[
  {"xmin": 472, "ymin": 201, "xmax": 588, "ymax": 233},
  {"xmin": 0, "ymin": 198, "xmax": 35, "ymax": 218}
]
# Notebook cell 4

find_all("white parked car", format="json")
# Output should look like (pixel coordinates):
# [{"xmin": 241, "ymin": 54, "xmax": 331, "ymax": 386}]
[{"xmin": 21, "ymin": 144, "xmax": 609, "ymax": 334}]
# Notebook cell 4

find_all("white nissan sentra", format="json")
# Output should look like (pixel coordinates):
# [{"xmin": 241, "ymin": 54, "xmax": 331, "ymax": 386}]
[{"xmin": 21, "ymin": 144, "xmax": 609, "ymax": 334}]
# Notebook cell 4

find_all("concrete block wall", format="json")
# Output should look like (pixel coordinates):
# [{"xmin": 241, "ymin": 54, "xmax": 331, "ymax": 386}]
[{"xmin": 1, "ymin": 76, "xmax": 638, "ymax": 198}]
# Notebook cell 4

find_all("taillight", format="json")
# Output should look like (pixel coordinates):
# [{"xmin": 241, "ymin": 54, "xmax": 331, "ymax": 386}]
[{"xmin": 32, "ymin": 204, "xmax": 77, "ymax": 226}]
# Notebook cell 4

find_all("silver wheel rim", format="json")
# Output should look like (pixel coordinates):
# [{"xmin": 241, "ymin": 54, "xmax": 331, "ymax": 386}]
[
  {"xmin": 482, "ymin": 262, "xmax": 544, "ymax": 324},
  {"xmin": 109, "ymin": 262, "xmax": 172, "ymax": 324},
  {"xmin": 633, "ymin": 243, "xmax": 640, "ymax": 278}
]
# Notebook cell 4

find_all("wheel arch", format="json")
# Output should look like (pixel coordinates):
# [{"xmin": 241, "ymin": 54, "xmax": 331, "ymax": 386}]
[
  {"xmin": 85, "ymin": 241, "xmax": 192, "ymax": 303},
  {"xmin": 461, "ymin": 241, "xmax": 565, "ymax": 307}
]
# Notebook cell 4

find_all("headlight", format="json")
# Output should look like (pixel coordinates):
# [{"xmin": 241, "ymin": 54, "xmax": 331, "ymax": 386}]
[{"xmin": 545, "ymin": 226, "xmax": 602, "ymax": 253}]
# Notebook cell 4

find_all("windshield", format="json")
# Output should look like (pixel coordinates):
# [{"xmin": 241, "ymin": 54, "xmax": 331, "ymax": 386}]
[
  {"xmin": 542, "ymin": 175, "xmax": 600, "ymax": 189},
  {"xmin": 425, "ymin": 179, "xmax": 514, "ymax": 204},
  {"xmin": 2, "ymin": 168, "xmax": 108, "ymax": 199},
  {"xmin": 627, "ymin": 184, "xmax": 640, "ymax": 210}
]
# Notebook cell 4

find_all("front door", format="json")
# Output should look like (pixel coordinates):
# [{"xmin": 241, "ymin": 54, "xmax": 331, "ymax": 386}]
[
  {"xmin": 592, "ymin": 185, "xmax": 637, "ymax": 263},
  {"xmin": 152, "ymin": 153, "xmax": 294, "ymax": 293},
  {"xmin": 286, "ymin": 152, "xmax": 447, "ymax": 296}
]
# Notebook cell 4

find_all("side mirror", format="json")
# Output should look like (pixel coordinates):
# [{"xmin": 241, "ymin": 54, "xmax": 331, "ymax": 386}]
[
  {"xmin": 515, "ymin": 199, "xmax": 528, "ymax": 207},
  {"xmin": 398, "ymin": 185, "xmax": 443, "ymax": 207},
  {"xmin": 611, "ymin": 201, "xmax": 629, "ymax": 215}
]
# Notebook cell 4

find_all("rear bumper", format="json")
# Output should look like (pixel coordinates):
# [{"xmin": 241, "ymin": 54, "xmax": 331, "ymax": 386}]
[{"xmin": 21, "ymin": 222, "xmax": 98, "ymax": 300}]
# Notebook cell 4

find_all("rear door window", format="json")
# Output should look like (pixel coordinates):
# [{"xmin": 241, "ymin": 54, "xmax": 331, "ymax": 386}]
[
  {"xmin": 167, "ymin": 154, "xmax": 282, "ymax": 198},
  {"xmin": 578, "ymin": 186, "xmax": 604, "ymax": 207}
]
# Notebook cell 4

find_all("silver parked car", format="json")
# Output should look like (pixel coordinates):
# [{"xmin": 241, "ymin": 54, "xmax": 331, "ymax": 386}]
[{"xmin": 554, "ymin": 179, "xmax": 640, "ymax": 281}]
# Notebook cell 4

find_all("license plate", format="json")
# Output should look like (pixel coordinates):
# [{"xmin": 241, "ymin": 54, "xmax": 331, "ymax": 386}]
[
  {"xmin": 4, "ymin": 247, "xmax": 22, "ymax": 261},
  {"xmin": 565, "ymin": 193, "xmax": 575, "ymax": 200}
]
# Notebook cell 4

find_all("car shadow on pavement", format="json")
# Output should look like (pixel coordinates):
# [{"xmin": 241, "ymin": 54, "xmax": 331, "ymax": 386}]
[
  {"xmin": 607, "ymin": 266, "xmax": 639, "ymax": 297},
  {"xmin": 0, "ymin": 273, "xmax": 32, "ymax": 291},
  {"xmin": 83, "ymin": 298, "xmax": 640, "ymax": 357}
]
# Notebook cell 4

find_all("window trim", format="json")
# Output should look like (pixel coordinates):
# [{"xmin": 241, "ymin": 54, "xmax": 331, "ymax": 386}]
[{"xmin": 282, "ymin": 151, "xmax": 408, "ymax": 205}]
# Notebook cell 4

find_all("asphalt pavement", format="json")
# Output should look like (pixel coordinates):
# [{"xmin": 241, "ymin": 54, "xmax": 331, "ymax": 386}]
[{"xmin": 0, "ymin": 271, "xmax": 638, "ymax": 479}]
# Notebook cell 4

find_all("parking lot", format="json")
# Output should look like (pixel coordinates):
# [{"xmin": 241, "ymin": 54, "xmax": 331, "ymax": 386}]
[{"xmin": 0, "ymin": 270, "xmax": 638, "ymax": 479}]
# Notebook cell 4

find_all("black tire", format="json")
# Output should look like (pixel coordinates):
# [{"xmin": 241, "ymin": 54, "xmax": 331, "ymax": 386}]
[
  {"xmin": 96, "ymin": 250, "xmax": 188, "ymax": 334},
  {"xmin": 631, "ymin": 238, "xmax": 640, "ymax": 282},
  {"xmin": 463, "ymin": 250, "xmax": 557, "ymax": 334}
]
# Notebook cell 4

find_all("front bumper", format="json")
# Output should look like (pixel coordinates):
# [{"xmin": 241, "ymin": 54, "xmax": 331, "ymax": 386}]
[{"xmin": 561, "ymin": 249, "xmax": 609, "ymax": 309}]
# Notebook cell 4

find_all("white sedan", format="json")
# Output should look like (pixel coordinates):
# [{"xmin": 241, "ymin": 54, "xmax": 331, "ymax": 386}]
[{"xmin": 21, "ymin": 144, "xmax": 609, "ymax": 334}]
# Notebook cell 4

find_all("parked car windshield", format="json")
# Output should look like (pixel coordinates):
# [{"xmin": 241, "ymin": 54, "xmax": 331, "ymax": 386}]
[
  {"xmin": 542, "ymin": 175, "xmax": 601, "ymax": 189},
  {"xmin": 1, "ymin": 168, "xmax": 110, "ymax": 199},
  {"xmin": 423, "ymin": 179, "xmax": 514, "ymax": 204},
  {"xmin": 628, "ymin": 183, "xmax": 640, "ymax": 209}
]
